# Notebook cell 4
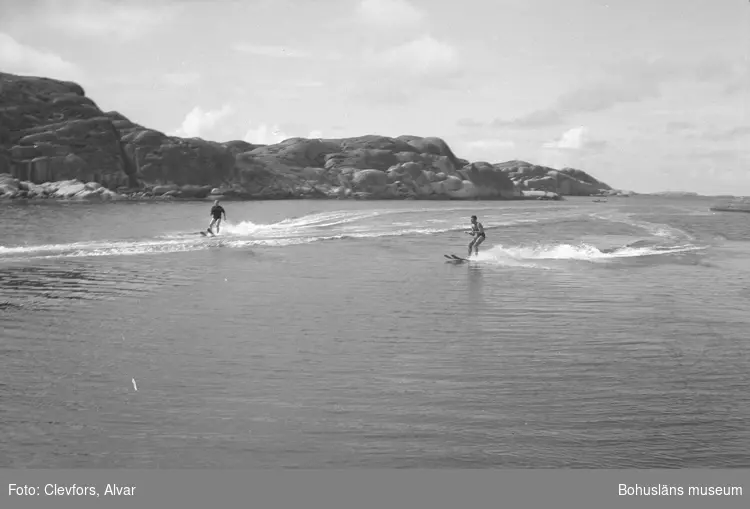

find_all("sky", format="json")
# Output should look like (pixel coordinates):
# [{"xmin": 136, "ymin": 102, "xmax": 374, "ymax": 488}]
[{"xmin": 0, "ymin": 0, "xmax": 749, "ymax": 194}]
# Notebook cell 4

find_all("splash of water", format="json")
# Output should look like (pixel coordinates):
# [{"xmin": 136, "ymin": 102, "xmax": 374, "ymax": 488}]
[{"xmin": 474, "ymin": 242, "xmax": 703, "ymax": 264}]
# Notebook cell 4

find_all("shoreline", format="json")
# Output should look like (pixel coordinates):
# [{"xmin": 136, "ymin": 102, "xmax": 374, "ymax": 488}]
[
  {"xmin": 0, "ymin": 176, "xmax": 568, "ymax": 203},
  {"xmin": 0, "ymin": 193, "xmax": 565, "ymax": 203}
]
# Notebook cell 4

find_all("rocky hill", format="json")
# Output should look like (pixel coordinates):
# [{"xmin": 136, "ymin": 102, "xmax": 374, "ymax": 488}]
[{"xmin": 0, "ymin": 71, "xmax": 617, "ymax": 201}]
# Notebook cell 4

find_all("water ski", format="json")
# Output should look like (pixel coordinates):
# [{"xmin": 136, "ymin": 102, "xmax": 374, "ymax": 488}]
[
  {"xmin": 444, "ymin": 254, "xmax": 469, "ymax": 262},
  {"xmin": 200, "ymin": 229, "xmax": 215, "ymax": 237}
]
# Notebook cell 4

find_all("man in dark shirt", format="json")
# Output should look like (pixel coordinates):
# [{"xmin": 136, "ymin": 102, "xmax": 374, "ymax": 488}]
[{"xmin": 208, "ymin": 200, "xmax": 227, "ymax": 235}]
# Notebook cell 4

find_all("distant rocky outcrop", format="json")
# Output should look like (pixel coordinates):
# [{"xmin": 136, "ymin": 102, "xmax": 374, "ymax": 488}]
[
  {"xmin": 650, "ymin": 191, "xmax": 698, "ymax": 197},
  {"xmin": 709, "ymin": 196, "xmax": 750, "ymax": 213},
  {"xmin": 488, "ymin": 159, "xmax": 616, "ymax": 196},
  {"xmin": 0, "ymin": 173, "xmax": 122, "ymax": 200},
  {"xmin": 0, "ymin": 71, "xmax": 616, "ymax": 201}
]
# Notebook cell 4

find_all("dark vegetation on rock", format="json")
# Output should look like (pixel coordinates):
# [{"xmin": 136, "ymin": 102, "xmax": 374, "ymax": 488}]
[{"xmin": 0, "ymin": 72, "xmax": 622, "ymax": 201}]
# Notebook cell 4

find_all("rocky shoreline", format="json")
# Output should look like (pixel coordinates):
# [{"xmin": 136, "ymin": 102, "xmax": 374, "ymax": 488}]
[
  {"xmin": 0, "ymin": 71, "xmax": 630, "ymax": 203},
  {"xmin": 0, "ymin": 174, "xmax": 569, "ymax": 202}
]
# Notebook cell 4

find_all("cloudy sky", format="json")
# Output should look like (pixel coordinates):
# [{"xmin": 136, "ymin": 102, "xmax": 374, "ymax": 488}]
[{"xmin": 1, "ymin": 0, "xmax": 748, "ymax": 194}]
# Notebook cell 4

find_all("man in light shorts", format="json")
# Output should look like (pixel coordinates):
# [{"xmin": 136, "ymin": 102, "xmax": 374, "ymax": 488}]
[{"xmin": 467, "ymin": 215, "xmax": 485, "ymax": 258}]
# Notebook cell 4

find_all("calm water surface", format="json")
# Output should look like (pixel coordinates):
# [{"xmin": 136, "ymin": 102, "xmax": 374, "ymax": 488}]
[{"xmin": 1, "ymin": 196, "xmax": 749, "ymax": 468}]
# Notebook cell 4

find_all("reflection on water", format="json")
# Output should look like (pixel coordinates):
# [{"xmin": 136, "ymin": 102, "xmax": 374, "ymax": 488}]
[{"xmin": 467, "ymin": 265, "xmax": 484, "ymax": 306}]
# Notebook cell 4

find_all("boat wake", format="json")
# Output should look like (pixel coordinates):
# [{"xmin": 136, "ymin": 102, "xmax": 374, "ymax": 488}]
[
  {"xmin": 475, "ymin": 242, "xmax": 703, "ymax": 264},
  {"xmin": 0, "ymin": 207, "xmax": 706, "ymax": 263},
  {"xmin": 0, "ymin": 207, "xmax": 553, "ymax": 262}
]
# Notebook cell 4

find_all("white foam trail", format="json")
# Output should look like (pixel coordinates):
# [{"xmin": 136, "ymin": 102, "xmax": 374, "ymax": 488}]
[
  {"xmin": 221, "ymin": 220, "xmax": 267, "ymax": 236},
  {"xmin": 0, "ymin": 238, "xmax": 193, "ymax": 256},
  {"xmin": 0, "ymin": 226, "xmax": 457, "ymax": 261},
  {"xmin": 277, "ymin": 210, "xmax": 384, "ymax": 226},
  {"xmin": 475, "ymin": 242, "xmax": 704, "ymax": 264},
  {"xmin": 221, "ymin": 211, "xmax": 389, "ymax": 236}
]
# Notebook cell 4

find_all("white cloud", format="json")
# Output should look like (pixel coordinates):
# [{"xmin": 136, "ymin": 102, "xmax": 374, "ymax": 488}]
[
  {"xmin": 172, "ymin": 104, "xmax": 234, "ymax": 138},
  {"xmin": 161, "ymin": 72, "xmax": 200, "ymax": 87},
  {"xmin": 358, "ymin": 0, "xmax": 425, "ymax": 28},
  {"xmin": 243, "ymin": 123, "xmax": 289, "ymax": 145},
  {"xmin": 39, "ymin": 1, "xmax": 180, "ymax": 41},
  {"xmin": 171, "ymin": 106, "xmax": 324, "ymax": 145},
  {"xmin": 544, "ymin": 126, "xmax": 587, "ymax": 150},
  {"xmin": 543, "ymin": 126, "xmax": 606, "ymax": 151},
  {"xmin": 375, "ymin": 35, "xmax": 459, "ymax": 76},
  {"xmin": 0, "ymin": 32, "xmax": 82, "ymax": 81},
  {"xmin": 243, "ymin": 123, "xmax": 324, "ymax": 144},
  {"xmin": 537, "ymin": 126, "xmax": 607, "ymax": 170}
]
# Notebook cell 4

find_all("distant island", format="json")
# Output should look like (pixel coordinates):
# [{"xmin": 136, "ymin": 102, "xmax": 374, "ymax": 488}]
[
  {"xmin": 640, "ymin": 191, "xmax": 748, "ymax": 200},
  {"xmin": 0, "ymin": 71, "xmax": 630, "ymax": 202},
  {"xmin": 648, "ymin": 191, "xmax": 700, "ymax": 197},
  {"xmin": 637, "ymin": 191, "xmax": 750, "ymax": 212}
]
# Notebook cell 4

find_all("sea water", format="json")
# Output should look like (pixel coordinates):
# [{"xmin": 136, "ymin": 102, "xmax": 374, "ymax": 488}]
[{"xmin": 1, "ymin": 196, "xmax": 749, "ymax": 468}]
